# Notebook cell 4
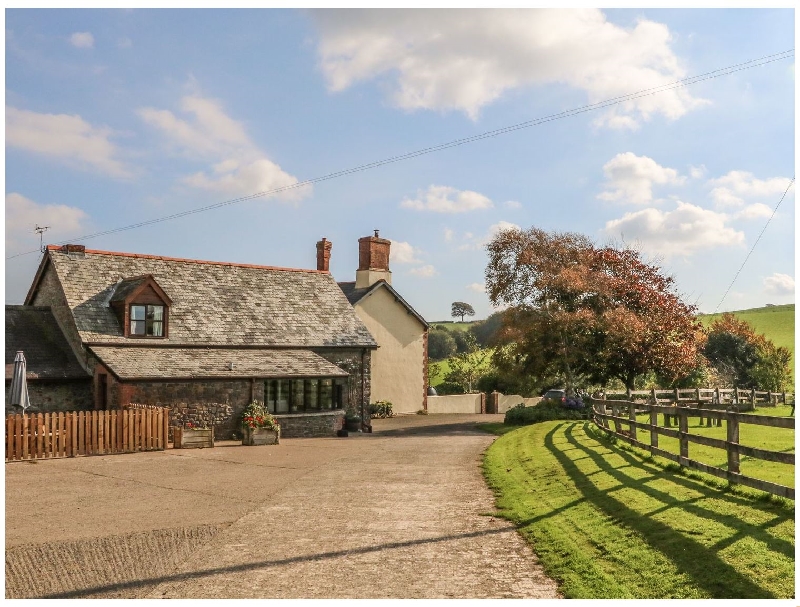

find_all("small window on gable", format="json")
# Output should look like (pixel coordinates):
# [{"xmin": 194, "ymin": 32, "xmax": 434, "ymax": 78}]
[{"xmin": 130, "ymin": 304, "xmax": 165, "ymax": 336}]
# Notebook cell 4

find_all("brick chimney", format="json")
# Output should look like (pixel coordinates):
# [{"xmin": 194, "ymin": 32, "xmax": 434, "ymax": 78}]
[
  {"xmin": 355, "ymin": 229, "xmax": 391, "ymax": 288},
  {"xmin": 316, "ymin": 237, "xmax": 332, "ymax": 272}
]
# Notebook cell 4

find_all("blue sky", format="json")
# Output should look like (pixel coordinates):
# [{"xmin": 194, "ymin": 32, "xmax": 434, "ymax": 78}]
[{"xmin": 5, "ymin": 8, "xmax": 795, "ymax": 321}]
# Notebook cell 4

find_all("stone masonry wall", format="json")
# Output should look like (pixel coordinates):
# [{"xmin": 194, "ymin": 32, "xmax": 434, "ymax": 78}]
[
  {"xmin": 314, "ymin": 348, "xmax": 371, "ymax": 425},
  {"xmin": 28, "ymin": 260, "xmax": 90, "ymax": 372},
  {"xmin": 5, "ymin": 379, "xmax": 93, "ymax": 415},
  {"xmin": 276, "ymin": 411, "xmax": 345, "ymax": 438}
]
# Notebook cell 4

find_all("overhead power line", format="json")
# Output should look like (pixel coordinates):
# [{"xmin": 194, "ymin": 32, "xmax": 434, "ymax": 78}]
[
  {"xmin": 713, "ymin": 176, "xmax": 795, "ymax": 314},
  {"xmin": 6, "ymin": 48, "xmax": 794, "ymax": 261}
]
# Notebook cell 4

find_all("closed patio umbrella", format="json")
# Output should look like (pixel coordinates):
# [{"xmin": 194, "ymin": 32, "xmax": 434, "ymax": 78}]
[{"xmin": 8, "ymin": 351, "xmax": 30, "ymax": 412}]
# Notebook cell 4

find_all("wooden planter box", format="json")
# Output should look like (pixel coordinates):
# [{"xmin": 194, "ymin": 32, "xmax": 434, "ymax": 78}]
[
  {"xmin": 242, "ymin": 426, "xmax": 280, "ymax": 446},
  {"xmin": 173, "ymin": 427, "xmax": 214, "ymax": 449}
]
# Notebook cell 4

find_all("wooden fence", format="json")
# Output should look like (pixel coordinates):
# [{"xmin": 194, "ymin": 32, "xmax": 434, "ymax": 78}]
[
  {"xmin": 604, "ymin": 387, "xmax": 793, "ymax": 409},
  {"xmin": 591, "ymin": 398, "xmax": 795, "ymax": 499},
  {"xmin": 5, "ymin": 407, "xmax": 169, "ymax": 461}
]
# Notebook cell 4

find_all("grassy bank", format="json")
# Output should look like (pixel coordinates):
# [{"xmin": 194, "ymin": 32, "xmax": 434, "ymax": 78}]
[{"xmin": 483, "ymin": 421, "xmax": 794, "ymax": 598}]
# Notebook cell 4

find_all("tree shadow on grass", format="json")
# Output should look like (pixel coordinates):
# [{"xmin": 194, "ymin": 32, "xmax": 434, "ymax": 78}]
[{"xmin": 532, "ymin": 422, "xmax": 791, "ymax": 599}]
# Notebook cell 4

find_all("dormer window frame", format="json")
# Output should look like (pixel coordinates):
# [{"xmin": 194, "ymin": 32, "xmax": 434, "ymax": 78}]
[{"xmin": 110, "ymin": 274, "xmax": 172, "ymax": 339}]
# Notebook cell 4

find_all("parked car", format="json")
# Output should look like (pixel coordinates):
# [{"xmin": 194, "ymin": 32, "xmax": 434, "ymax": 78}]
[{"xmin": 542, "ymin": 389, "xmax": 566, "ymax": 403}]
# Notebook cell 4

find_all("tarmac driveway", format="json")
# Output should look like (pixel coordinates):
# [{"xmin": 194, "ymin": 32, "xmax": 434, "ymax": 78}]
[{"xmin": 5, "ymin": 414, "xmax": 559, "ymax": 599}]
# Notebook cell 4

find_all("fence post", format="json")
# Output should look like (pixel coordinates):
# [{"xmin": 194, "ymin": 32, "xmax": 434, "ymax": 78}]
[
  {"xmin": 628, "ymin": 402, "xmax": 637, "ymax": 442},
  {"xmin": 649, "ymin": 405, "xmax": 658, "ymax": 448},
  {"xmin": 733, "ymin": 387, "xmax": 739, "ymax": 407},
  {"xmin": 612, "ymin": 404, "xmax": 622, "ymax": 433},
  {"xmin": 678, "ymin": 411, "xmax": 689, "ymax": 463},
  {"xmin": 751, "ymin": 388, "xmax": 756, "ymax": 408},
  {"xmin": 726, "ymin": 412, "xmax": 740, "ymax": 475},
  {"xmin": 673, "ymin": 387, "xmax": 680, "ymax": 404}
]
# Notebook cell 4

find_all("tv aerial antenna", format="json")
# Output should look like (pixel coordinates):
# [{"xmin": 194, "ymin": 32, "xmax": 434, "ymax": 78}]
[{"xmin": 34, "ymin": 225, "xmax": 50, "ymax": 253}]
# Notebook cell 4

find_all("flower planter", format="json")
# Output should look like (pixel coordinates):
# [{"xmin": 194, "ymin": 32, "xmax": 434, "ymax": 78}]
[
  {"xmin": 345, "ymin": 417, "xmax": 361, "ymax": 432},
  {"xmin": 242, "ymin": 426, "xmax": 280, "ymax": 446},
  {"xmin": 173, "ymin": 427, "xmax": 214, "ymax": 449}
]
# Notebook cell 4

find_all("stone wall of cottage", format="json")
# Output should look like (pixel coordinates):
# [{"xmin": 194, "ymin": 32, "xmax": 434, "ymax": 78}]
[
  {"xmin": 100, "ymin": 348, "xmax": 372, "ymax": 439},
  {"xmin": 28, "ymin": 259, "xmax": 90, "ymax": 373},
  {"xmin": 4, "ymin": 379, "xmax": 93, "ymax": 415},
  {"xmin": 314, "ymin": 348, "xmax": 372, "ymax": 424}
]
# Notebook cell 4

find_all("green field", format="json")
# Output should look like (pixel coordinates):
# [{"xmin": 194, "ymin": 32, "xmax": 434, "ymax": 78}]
[
  {"xmin": 483, "ymin": 421, "xmax": 795, "ymax": 598},
  {"xmin": 430, "ymin": 320, "xmax": 477, "ymax": 332}
]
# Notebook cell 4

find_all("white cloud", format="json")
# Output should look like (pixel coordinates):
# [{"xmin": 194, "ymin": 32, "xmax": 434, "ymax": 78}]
[
  {"xmin": 458, "ymin": 220, "xmax": 521, "ymax": 250},
  {"xmin": 597, "ymin": 152, "xmax": 684, "ymax": 205},
  {"xmin": 467, "ymin": 282, "xmax": 486, "ymax": 293},
  {"xmin": 312, "ymin": 9, "xmax": 706, "ymax": 124},
  {"xmin": 763, "ymin": 273, "xmax": 794, "ymax": 296},
  {"xmin": 6, "ymin": 106, "xmax": 131, "ymax": 178},
  {"xmin": 734, "ymin": 203, "xmax": 773, "ymax": 220},
  {"xmin": 138, "ymin": 93, "xmax": 309, "ymax": 201},
  {"xmin": 390, "ymin": 240, "xmax": 423, "ymax": 264},
  {"xmin": 601, "ymin": 201, "xmax": 744, "ymax": 257},
  {"xmin": 401, "ymin": 185, "xmax": 493, "ymax": 213},
  {"xmin": 5, "ymin": 193, "xmax": 89, "ymax": 255},
  {"xmin": 689, "ymin": 165, "xmax": 706, "ymax": 179},
  {"xmin": 443, "ymin": 227, "xmax": 454, "ymax": 242},
  {"xmin": 709, "ymin": 171, "xmax": 793, "ymax": 210},
  {"xmin": 69, "ymin": 32, "xmax": 94, "ymax": 48},
  {"xmin": 408, "ymin": 264, "xmax": 437, "ymax": 278},
  {"xmin": 504, "ymin": 200, "xmax": 522, "ymax": 209}
]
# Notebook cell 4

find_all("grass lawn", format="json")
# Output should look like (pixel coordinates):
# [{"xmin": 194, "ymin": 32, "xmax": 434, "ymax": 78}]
[
  {"xmin": 624, "ymin": 404, "xmax": 795, "ymax": 488},
  {"xmin": 483, "ymin": 420, "xmax": 795, "ymax": 599},
  {"xmin": 429, "ymin": 321, "xmax": 477, "ymax": 332}
]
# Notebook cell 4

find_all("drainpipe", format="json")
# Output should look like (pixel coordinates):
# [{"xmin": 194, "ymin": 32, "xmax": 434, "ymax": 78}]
[{"xmin": 360, "ymin": 348, "xmax": 366, "ymax": 427}]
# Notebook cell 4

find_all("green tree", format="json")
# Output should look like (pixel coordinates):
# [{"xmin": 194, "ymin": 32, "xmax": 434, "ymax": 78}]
[
  {"xmin": 485, "ymin": 227, "xmax": 703, "ymax": 392},
  {"xmin": 428, "ymin": 328, "xmax": 457, "ymax": 360},
  {"xmin": 451, "ymin": 301, "xmax": 475, "ymax": 322},
  {"xmin": 443, "ymin": 333, "xmax": 490, "ymax": 392}
]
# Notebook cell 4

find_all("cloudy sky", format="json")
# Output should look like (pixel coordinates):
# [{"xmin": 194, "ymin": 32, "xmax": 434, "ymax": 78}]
[{"xmin": 5, "ymin": 8, "xmax": 795, "ymax": 319}]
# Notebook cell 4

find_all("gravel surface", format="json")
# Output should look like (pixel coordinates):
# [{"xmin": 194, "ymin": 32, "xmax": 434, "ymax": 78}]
[{"xmin": 5, "ymin": 414, "xmax": 560, "ymax": 599}]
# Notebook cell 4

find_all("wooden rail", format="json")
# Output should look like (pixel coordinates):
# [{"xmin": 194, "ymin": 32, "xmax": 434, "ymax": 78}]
[
  {"xmin": 590, "ymin": 398, "xmax": 795, "ymax": 500},
  {"xmin": 5, "ymin": 408, "xmax": 170, "ymax": 461},
  {"xmin": 604, "ymin": 387, "xmax": 793, "ymax": 409}
]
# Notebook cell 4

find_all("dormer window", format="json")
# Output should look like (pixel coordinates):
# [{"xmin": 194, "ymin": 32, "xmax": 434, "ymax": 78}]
[
  {"xmin": 130, "ymin": 304, "xmax": 164, "ymax": 336},
  {"xmin": 109, "ymin": 274, "xmax": 172, "ymax": 339}
]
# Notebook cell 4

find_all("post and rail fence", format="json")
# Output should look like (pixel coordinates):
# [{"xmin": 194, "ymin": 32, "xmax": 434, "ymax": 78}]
[
  {"xmin": 590, "ymin": 394, "xmax": 795, "ymax": 500},
  {"xmin": 5, "ymin": 406, "xmax": 170, "ymax": 462}
]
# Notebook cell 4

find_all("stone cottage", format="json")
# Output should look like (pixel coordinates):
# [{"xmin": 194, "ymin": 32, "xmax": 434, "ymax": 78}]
[{"xmin": 19, "ymin": 244, "xmax": 377, "ymax": 438}]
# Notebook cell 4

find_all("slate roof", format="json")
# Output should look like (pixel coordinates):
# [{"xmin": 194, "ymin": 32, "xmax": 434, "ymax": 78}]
[
  {"xmin": 337, "ymin": 280, "xmax": 428, "ymax": 328},
  {"xmin": 109, "ymin": 276, "xmax": 149, "ymax": 302},
  {"xmin": 89, "ymin": 346, "xmax": 349, "ymax": 380},
  {"xmin": 30, "ymin": 247, "xmax": 377, "ymax": 349},
  {"xmin": 5, "ymin": 306, "xmax": 90, "ymax": 380}
]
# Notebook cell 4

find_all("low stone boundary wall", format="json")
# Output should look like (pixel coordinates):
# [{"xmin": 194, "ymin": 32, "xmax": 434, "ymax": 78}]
[
  {"xmin": 427, "ymin": 394, "xmax": 484, "ymax": 414},
  {"xmin": 275, "ymin": 410, "xmax": 344, "ymax": 437}
]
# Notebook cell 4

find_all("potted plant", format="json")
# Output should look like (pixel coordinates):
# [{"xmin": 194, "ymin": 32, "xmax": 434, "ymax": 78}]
[
  {"xmin": 174, "ymin": 421, "xmax": 214, "ymax": 449},
  {"xmin": 344, "ymin": 411, "xmax": 362, "ymax": 432},
  {"xmin": 241, "ymin": 401, "xmax": 280, "ymax": 445}
]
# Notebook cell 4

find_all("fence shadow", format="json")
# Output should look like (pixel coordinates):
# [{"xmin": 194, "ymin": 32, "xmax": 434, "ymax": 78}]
[{"xmin": 536, "ymin": 422, "xmax": 790, "ymax": 599}]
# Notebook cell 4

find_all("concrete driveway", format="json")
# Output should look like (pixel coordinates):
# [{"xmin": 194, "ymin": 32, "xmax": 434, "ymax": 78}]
[{"xmin": 6, "ymin": 414, "xmax": 559, "ymax": 599}]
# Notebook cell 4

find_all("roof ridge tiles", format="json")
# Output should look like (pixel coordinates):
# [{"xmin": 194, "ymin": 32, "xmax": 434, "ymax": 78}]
[{"xmin": 46, "ymin": 245, "xmax": 329, "ymax": 275}]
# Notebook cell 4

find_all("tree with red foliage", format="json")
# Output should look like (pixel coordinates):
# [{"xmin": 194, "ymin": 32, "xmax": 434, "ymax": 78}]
[{"xmin": 485, "ymin": 227, "xmax": 704, "ymax": 391}]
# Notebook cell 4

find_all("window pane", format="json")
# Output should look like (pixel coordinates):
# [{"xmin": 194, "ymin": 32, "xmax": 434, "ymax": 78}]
[
  {"xmin": 265, "ymin": 380, "xmax": 277, "ymax": 414},
  {"xmin": 305, "ymin": 379, "xmax": 319, "ymax": 410},
  {"xmin": 276, "ymin": 379, "xmax": 290, "ymax": 413},
  {"xmin": 320, "ymin": 379, "xmax": 333, "ymax": 410},
  {"xmin": 334, "ymin": 378, "xmax": 347, "ymax": 409},
  {"xmin": 148, "ymin": 321, "xmax": 164, "ymax": 336},
  {"xmin": 150, "ymin": 305, "xmax": 164, "ymax": 321},
  {"xmin": 291, "ymin": 379, "xmax": 305, "ymax": 412},
  {"xmin": 131, "ymin": 305, "xmax": 145, "ymax": 320},
  {"xmin": 130, "ymin": 320, "xmax": 145, "ymax": 335}
]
